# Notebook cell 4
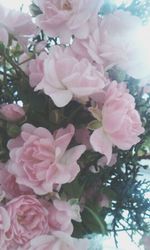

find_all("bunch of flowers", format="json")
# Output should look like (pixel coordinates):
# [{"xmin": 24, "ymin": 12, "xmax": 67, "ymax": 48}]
[{"xmin": 0, "ymin": 1, "xmax": 150, "ymax": 249}]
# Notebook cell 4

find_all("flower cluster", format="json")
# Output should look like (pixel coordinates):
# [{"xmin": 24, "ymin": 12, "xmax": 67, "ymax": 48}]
[{"xmin": 0, "ymin": 0, "xmax": 149, "ymax": 249}]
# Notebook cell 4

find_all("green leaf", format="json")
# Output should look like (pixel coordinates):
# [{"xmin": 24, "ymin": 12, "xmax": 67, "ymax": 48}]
[
  {"xmin": 0, "ymin": 42, "xmax": 5, "ymax": 52},
  {"xmin": 87, "ymin": 120, "xmax": 101, "ymax": 130},
  {"xmin": 138, "ymin": 136, "xmax": 150, "ymax": 154},
  {"xmin": 108, "ymin": 66, "xmax": 126, "ymax": 83},
  {"xmin": 7, "ymin": 124, "xmax": 21, "ymax": 138},
  {"xmin": 101, "ymin": 187, "xmax": 117, "ymax": 201},
  {"xmin": 61, "ymin": 177, "xmax": 86, "ymax": 200},
  {"xmin": 78, "ymin": 150, "xmax": 101, "ymax": 167},
  {"xmin": 81, "ymin": 205, "xmax": 106, "ymax": 235},
  {"xmin": 29, "ymin": 3, "xmax": 42, "ymax": 17},
  {"xmin": 49, "ymin": 109, "xmax": 64, "ymax": 125},
  {"xmin": 72, "ymin": 221, "xmax": 88, "ymax": 238}
]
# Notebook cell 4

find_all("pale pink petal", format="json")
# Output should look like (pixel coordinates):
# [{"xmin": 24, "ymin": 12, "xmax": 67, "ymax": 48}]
[
  {"xmin": 90, "ymin": 128, "xmax": 112, "ymax": 164},
  {"xmin": 55, "ymin": 124, "xmax": 75, "ymax": 158},
  {"xmin": 34, "ymin": 0, "xmax": 103, "ymax": 43},
  {"xmin": 50, "ymin": 90, "xmax": 73, "ymax": 107},
  {"xmin": 0, "ymin": 27, "xmax": 9, "ymax": 46},
  {"xmin": 7, "ymin": 122, "xmax": 84, "ymax": 195}
]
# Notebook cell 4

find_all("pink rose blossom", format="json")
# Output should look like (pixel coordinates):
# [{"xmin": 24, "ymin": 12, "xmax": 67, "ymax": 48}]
[
  {"xmin": 34, "ymin": 0, "xmax": 103, "ymax": 43},
  {"xmin": 90, "ymin": 81, "xmax": 144, "ymax": 163},
  {"xmin": 0, "ymin": 26, "xmax": 9, "ymax": 46},
  {"xmin": 35, "ymin": 41, "xmax": 47, "ymax": 53},
  {"xmin": 7, "ymin": 123, "xmax": 86, "ymax": 195},
  {"xmin": 72, "ymin": 10, "xmax": 150, "ymax": 79},
  {"xmin": 5, "ymin": 195, "xmax": 50, "ymax": 247},
  {"xmin": 19, "ymin": 51, "xmax": 47, "ymax": 87},
  {"xmin": 98, "ymin": 10, "xmax": 150, "ymax": 79},
  {"xmin": 0, "ymin": 207, "xmax": 10, "ymax": 250},
  {"xmin": 0, "ymin": 163, "xmax": 33, "ymax": 199},
  {"xmin": 6, "ymin": 241, "xmax": 30, "ymax": 250},
  {"xmin": 29, "ymin": 52, "xmax": 47, "ymax": 88},
  {"xmin": 35, "ymin": 46, "xmax": 106, "ymax": 107},
  {"xmin": 29, "ymin": 231, "xmax": 89, "ymax": 250},
  {"xmin": 48, "ymin": 199, "xmax": 81, "ymax": 235},
  {"xmin": 0, "ymin": 4, "xmax": 36, "ymax": 47},
  {"xmin": 0, "ymin": 103, "xmax": 25, "ymax": 122}
]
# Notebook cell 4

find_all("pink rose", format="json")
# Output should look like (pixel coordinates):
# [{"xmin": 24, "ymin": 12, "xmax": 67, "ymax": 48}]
[
  {"xmin": 73, "ymin": 10, "xmax": 150, "ymax": 79},
  {"xmin": 35, "ymin": 41, "xmax": 47, "ymax": 53},
  {"xmin": 29, "ymin": 231, "xmax": 89, "ymax": 250},
  {"xmin": 0, "ymin": 4, "xmax": 36, "ymax": 47},
  {"xmin": 0, "ymin": 103, "xmax": 25, "ymax": 122},
  {"xmin": 98, "ymin": 10, "xmax": 150, "ymax": 79},
  {"xmin": 72, "ymin": 18, "xmax": 106, "ymax": 66},
  {"xmin": 0, "ymin": 26, "xmax": 9, "ymax": 46},
  {"xmin": 90, "ymin": 81, "xmax": 144, "ymax": 163},
  {"xmin": 7, "ymin": 123, "xmax": 86, "ymax": 195},
  {"xmin": 48, "ymin": 199, "xmax": 81, "ymax": 235},
  {"xmin": 5, "ymin": 195, "xmax": 50, "ymax": 247},
  {"xmin": 0, "ymin": 5, "xmax": 10, "ymax": 46},
  {"xmin": 0, "ymin": 163, "xmax": 33, "ymax": 199},
  {"xmin": 29, "ymin": 52, "xmax": 47, "ymax": 88},
  {"xmin": 34, "ymin": 0, "xmax": 103, "ymax": 43},
  {"xmin": 35, "ymin": 46, "xmax": 106, "ymax": 107},
  {"xmin": 0, "ymin": 207, "xmax": 10, "ymax": 250},
  {"xmin": 4, "ymin": 241, "xmax": 30, "ymax": 250}
]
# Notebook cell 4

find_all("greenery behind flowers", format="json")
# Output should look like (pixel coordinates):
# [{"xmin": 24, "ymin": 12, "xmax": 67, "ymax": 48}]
[{"xmin": 0, "ymin": 0, "xmax": 150, "ymax": 246}]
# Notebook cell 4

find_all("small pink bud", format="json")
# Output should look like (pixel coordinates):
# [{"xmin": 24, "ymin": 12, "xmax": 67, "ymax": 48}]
[{"xmin": 0, "ymin": 104, "xmax": 25, "ymax": 122}]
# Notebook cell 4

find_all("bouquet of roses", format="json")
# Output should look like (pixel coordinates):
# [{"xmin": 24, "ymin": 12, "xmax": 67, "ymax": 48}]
[{"xmin": 0, "ymin": 1, "xmax": 150, "ymax": 249}]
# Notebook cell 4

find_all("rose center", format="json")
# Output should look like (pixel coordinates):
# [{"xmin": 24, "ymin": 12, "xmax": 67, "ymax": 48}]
[
  {"xmin": 62, "ymin": 0, "xmax": 72, "ymax": 11},
  {"xmin": 17, "ymin": 214, "xmax": 26, "ymax": 225}
]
